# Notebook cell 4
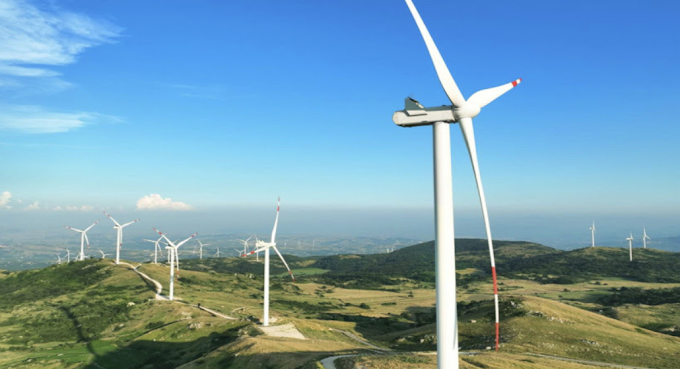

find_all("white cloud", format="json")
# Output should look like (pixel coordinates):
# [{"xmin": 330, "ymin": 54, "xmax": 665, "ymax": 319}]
[
  {"xmin": 0, "ymin": 104, "xmax": 120, "ymax": 133},
  {"xmin": 0, "ymin": 0, "xmax": 122, "ymax": 85},
  {"xmin": 137, "ymin": 194, "xmax": 193, "ymax": 211},
  {"xmin": 62, "ymin": 205, "xmax": 93, "ymax": 211},
  {"xmin": 26, "ymin": 201, "xmax": 40, "ymax": 210},
  {"xmin": 0, "ymin": 191, "xmax": 12, "ymax": 209}
]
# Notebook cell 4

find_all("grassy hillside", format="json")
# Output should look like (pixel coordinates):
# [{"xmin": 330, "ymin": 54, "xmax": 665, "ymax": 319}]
[
  {"xmin": 2, "ymin": 240, "xmax": 680, "ymax": 369},
  {"xmin": 506, "ymin": 246, "xmax": 680, "ymax": 283}
]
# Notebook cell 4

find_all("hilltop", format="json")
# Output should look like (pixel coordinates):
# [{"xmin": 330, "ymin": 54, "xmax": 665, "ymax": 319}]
[{"xmin": 1, "ymin": 239, "xmax": 680, "ymax": 368}]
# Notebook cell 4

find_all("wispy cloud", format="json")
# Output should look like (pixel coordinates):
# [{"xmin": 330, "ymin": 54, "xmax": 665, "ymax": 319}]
[
  {"xmin": 0, "ymin": 191, "xmax": 12, "ymax": 209},
  {"xmin": 0, "ymin": 104, "xmax": 120, "ymax": 133},
  {"xmin": 53, "ymin": 205, "xmax": 94, "ymax": 211},
  {"xmin": 137, "ymin": 194, "xmax": 193, "ymax": 211},
  {"xmin": 25, "ymin": 201, "xmax": 40, "ymax": 210},
  {"xmin": 0, "ymin": 0, "xmax": 122, "ymax": 88}
]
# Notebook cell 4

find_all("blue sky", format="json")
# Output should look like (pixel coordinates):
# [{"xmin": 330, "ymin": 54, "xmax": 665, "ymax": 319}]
[{"xmin": 1, "ymin": 0, "xmax": 679, "ymax": 245}]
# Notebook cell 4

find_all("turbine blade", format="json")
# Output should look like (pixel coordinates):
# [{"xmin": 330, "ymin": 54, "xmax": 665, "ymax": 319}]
[
  {"xmin": 270, "ymin": 197, "xmax": 280, "ymax": 244},
  {"xmin": 272, "ymin": 246, "xmax": 295, "ymax": 281},
  {"xmin": 64, "ymin": 226, "xmax": 83, "ymax": 232},
  {"xmin": 84, "ymin": 233, "xmax": 91, "ymax": 248},
  {"xmin": 458, "ymin": 116, "xmax": 500, "ymax": 351},
  {"xmin": 153, "ymin": 228, "xmax": 176, "ymax": 248},
  {"xmin": 404, "ymin": 0, "xmax": 466, "ymax": 107},
  {"xmin": 84, "ymin": 220, "xmax": 100, "ymax": 232},
  {"xmin": 176, "ymin": 233, "xmax": 198, "ymax": 248},
  {"xmin": 121, "ymin": 219, "xmax": 140, "ymax": 228},
  {"xmin": 103, "ymin": 211, "xmax": 121, "ymax": 227},
  {"xmin": 467, "ymin": 79, "xmax": 522, "ymax": 109}
]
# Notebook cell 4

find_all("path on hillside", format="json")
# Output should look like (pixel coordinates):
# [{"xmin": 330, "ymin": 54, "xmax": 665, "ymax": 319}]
[
  {"xmin": 329, "ymin": 328, "xmax": 391, "ymax": 352},
  {"xmin": 117, "ymin": 262, "xmax": 163, "ymax": 297},
  {"xmin": 193, "ymin": 305, "xmax": 238, "ymax": 320},
  {"xmin": 116, "ymin": 261, "xmax": 239, "ymax": 319},
  {"xmin": 320, "ymin": 354, "xmax": 360, "ymax": 369}
]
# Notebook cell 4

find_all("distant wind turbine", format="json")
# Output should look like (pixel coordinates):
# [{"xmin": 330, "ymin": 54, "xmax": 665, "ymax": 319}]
[
  {"xmin": 197, "ymin": 240, "xmax": 210, "ymax": 260},
  {"xmin": 143, "ymin": 237, "xmax": 164, "ymax": 264},
  {"xmin": 64, "ymin": 220, "xmax": 99, "ymax": 261},
  {"xmin": 590, "ymin": 221, "xmax": 596, "ymax": 247},
  {"xmin": 56, "ymin": 254, "xmax": 62, "ymax": 264},
  {"xmin": 214, "ymin": 246, "xmax": 220, "ymax": 258},
  {"xmin": 238, "ymin": 236, "xmax": 254, "ymax": 260},
  {"xmin": 103, "ymin": 211, "xmax": 139, "ymax": 265},
  {"xmin": 243, "ymin": 198, "xmax": 295, "ymax": 326},
  {"xmin": 65, "ymin": 249, "xmax": 71, "ymax": 263},
  {"xmin": 627, "ymin": 232, "xmax": 634, "ymax": 261},
  {"xmin": 643, "ymin": 227, "xmax": 650, "ymax": 249},
  {"xmin": 391, "ymin": 0, "xmax": 519, "ymax": 361},
  {"xmin": 98, "ymin": 249, "xmax": 109, "ymax": 259},
  {"xmin": 153, "ymin": 228, "xmax": 197, "ymax": 301}
]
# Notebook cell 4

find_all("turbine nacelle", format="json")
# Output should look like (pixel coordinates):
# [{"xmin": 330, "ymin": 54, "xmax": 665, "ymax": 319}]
[
  {"xmin": 393, "ymin": 78, "xmax": 521, "ymax": 128},
  {"xmin": 255, "ymin": 240, "xmax": 274, "ymax": 248}
]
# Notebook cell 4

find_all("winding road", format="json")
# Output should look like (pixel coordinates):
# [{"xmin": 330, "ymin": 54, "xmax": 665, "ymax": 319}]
[{"xmin": 116, "ymin": 261, "xmax": 237, "ymax": 319}]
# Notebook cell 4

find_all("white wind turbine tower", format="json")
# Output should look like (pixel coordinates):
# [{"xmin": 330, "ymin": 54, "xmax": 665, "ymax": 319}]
[
  {"xmin": 103, "ymin": 212, "xmax": 139, "ymax": 265},
  {"xmin": 214, "ymin": 246, "xmax": 220, "ymax": 258},
  {"xmin": 143, "ymin": 237, "xmax": 164, "ymax": 264},
  {"xmin": 56, "ymin": 254, "xmax": 62, "ymax": 265},
  {"xmin": 153, "ymin": 228, "xmax": 197, "ymax": 301},
  {"xmin": 243, "ymin": 198, "xmax": 296, "ymax": 326},
  {"xmin": 590, "ymin": 221, "xmax": 596, "ymax": 247},
  {"xmin": 643, "ymin": 227, "xmax": 650, "ymax": 249},
  {"xmin": 65, "ymin": 249, "xmax": 71, "ymax": 263},
  {"xmin": 197, "ymin": 240, "xmax": 210, "ymax": 260},
  {"xmin": 627, "ymin": 232, "xmax": 634, "ymax": 261},
  {"xmin": 64, "ymin": 220, "xmax": 99, "ymax": 261},
  {"xmin": 392, "ymin": 0, "xmax": 521, "ymax": 363}
]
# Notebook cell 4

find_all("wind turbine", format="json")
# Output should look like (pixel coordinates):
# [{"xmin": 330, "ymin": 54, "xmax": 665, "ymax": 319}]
[
  {"xmin": 392, "ymin": 0, "xmax": 520, "ymax": 362},
  {"xmin": 56, "ymin": 254, "xmax": 62, "ymax": 264},
  {"xmin": 64, "ymin": 220, "xmax": 99, "ymax": 261},
  {"xmin": 643, "ymin": 227, "xmax": 650, "ymax": 249},
  {"xmin": 196, "ymin": 240, "xmax": 210, "ymax": 260},
  {"xmin": 627, "ymin": 232, "xmax": 634, "ymax": 261},
  {"xmin": 98, "ymin": 249, "xmax": 109, "ymax": 259},
  {"xmin": 590, "ymin": 221, "xmax": 596, "ymax": 247},
  {"xmin": 143, "ymin": 237, "xmax": 164, "ymax": 264},
  {"xmin": 238, "ymin": 236, "xmax": 254, "ymax": 260},
  {"xmin": 214, "ymin": 246, "xmax": 220, "ymax": 258},
  {"xmin": 153, "ymin": 228, "xmax": 197, "ymax": 301},
  {"xmin": 65, "ymin": 249, "xmax": 70, "ymax": 263},
  {"xmin": 103, "ymin": 211, "xmax": 139, "ymax": 265},
  {"xmin": 243, "ymin": 198, "xmax": 295, "ymax": 326}
]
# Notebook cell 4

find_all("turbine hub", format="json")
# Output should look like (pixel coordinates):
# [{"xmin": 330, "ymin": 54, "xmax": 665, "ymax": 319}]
[{"xmin": 453, "ymin": 103, "xmax": 481, "ymax": 120}]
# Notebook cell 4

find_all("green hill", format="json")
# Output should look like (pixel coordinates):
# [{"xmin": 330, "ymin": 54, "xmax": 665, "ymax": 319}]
[{"xmin": 505, "ymin": 246, "xmax": 680, "ymax": 283}]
